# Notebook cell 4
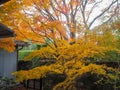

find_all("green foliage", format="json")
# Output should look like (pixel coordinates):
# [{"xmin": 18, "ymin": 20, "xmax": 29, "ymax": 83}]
[
  {"xmin": 18, "ymin": 50, "xmax": 33, "ymax": 60},
  {"xmin": 103, "ymin": 51, "xmax": 120, "ymax": 62}
]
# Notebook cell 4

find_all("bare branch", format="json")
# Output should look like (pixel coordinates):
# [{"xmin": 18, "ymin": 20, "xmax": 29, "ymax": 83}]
[
  {"xmin": 89, "ymin": 0, "xmax": 118, "ymax": 29},
  {"xmin": 86, "ymin": 0, "xmax": 103, "ymax": 23}
]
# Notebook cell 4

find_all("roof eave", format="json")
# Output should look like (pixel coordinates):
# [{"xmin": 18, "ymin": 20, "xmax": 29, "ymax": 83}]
[{"xmin": 0, "ymin": 23, "xmax": 15, "ymax": 38}]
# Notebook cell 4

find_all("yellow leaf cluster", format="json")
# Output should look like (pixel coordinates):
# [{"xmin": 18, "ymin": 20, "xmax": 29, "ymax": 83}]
[
  {"xmin": 24, "ymin": 39, "xmax": 109, "ymax": 62},
  {"xmin": 13, "ymin": 59, "xmax": 116, "ymax": 90},
  {"xmin": 24, "ymin": 46, "xmax": 55, "ymax": 61},
  {"xmin": 13, "ymin": 63, "xmax": 63, "ymax": 82},
  {"xmin": 0, "ymin": 38, "xmax": 15, "ymax": 52},
  {"xmin": 53, "ymin": 63, "xmax": 114, "ymax": 90},
  {"xmin": 22, "ymin": 0, "xmax": 50, "ymax": 9}
]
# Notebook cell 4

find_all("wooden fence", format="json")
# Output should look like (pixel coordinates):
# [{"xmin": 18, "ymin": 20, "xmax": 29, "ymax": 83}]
[{"xmin": 23, "ymin": 78, "xmax": 43, "ymax": 90}]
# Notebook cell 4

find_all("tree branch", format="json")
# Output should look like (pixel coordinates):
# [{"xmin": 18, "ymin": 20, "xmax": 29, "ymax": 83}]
[{"xmin": 89, "ymin": 0, "xmax": 118, "ymax": 29}]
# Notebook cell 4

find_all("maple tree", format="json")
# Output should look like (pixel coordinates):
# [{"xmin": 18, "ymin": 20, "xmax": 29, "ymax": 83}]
[
  {"xmin": 0, "ymin": 0, "xmax": 119, "ymax": 51},
  {"xmin": 0, "ymin": 0, "xmax": 119, "ymax": 42},
  {"xmin": 13, "ymin": 39, "xmax": 120, "ymax": 89},
  {"xmin": 0, "ymin": 0, "xmax": 120, "ymax": 89}
]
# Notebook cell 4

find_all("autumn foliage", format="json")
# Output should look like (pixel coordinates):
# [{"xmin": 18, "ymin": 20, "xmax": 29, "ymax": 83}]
[
  {"xmin": 0, "ymin": 0, "xmax": 120, "ymax": 89},
  {"xmin": 0, "ymin": 38, "xmax": 15, "ymax": 52},
  {"xmin": 13, "ymin": 39, "xmax": 120, "ymax": 89}
]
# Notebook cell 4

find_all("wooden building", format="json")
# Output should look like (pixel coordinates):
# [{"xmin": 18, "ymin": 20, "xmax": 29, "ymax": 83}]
[
  {"xmin": 0, "ymin": 23, "xmax": 17, "ymax": 78},
  {"xmin": 0, "ymin": 23, "xmax": 29, "ymax": 79}
]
